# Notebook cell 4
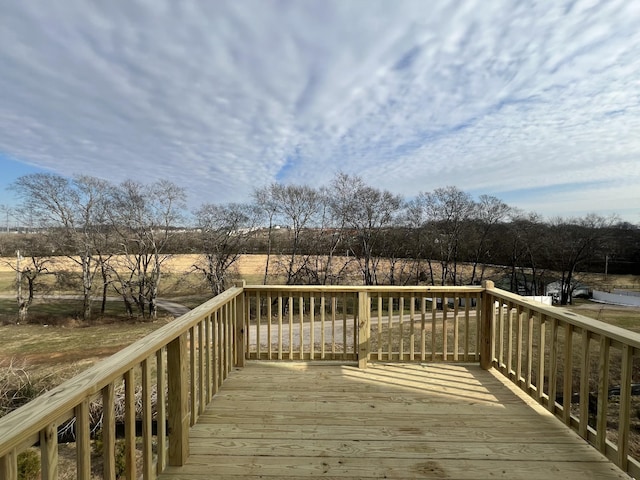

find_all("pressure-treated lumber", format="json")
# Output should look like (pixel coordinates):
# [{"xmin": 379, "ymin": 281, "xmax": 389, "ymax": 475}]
[{"xmin": 158, "ymin": 362, "xmax": 627, "ymax": 480}]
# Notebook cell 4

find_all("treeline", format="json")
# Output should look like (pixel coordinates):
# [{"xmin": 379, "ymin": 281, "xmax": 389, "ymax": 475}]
[{"xmin": 1, "ymin": 172, "xmax": 639, "ymax": 323}]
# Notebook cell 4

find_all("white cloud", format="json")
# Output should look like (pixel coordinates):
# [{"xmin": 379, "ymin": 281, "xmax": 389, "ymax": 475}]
[{"xmin": 0, "ymin": 0, "xmax": 639, "ymax": 221}]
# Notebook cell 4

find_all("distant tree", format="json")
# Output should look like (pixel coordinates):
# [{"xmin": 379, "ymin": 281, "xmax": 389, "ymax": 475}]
[
  {"xmin": 299, "ymin": 186, "xmax": 352, "ymax": 285},
  {"xmin": 329, "ymin": 173, "xmax": 403, "ymax": 285},
  {"xmin": 10, "ymin": 174, "xmax": 111, "ymax": 322},
  {"xmin": 253, "ymin": 187, "xmax": 278, "ymax": 284},
  {"xmin": 254, "ymin": 183, "xmax": 319, "ymax": 284},
  {"xmin": 108, "ymin": 180, "xmax": 186, "ymax": 318},
  {"xmin": 543, "ymin": 214, "xmax": 615, "ymax": 304},
  {"xmin": 194, "ymin": 203, "xmax": 257, "ymax": 295},
  {"xmin": 468, "ymin": 195, "xmax": 511, "ymax": 284},
  {"xmin": 10, "ymin": 250, "xmax": 51, "ymax": 323},
  {"xmin": 416, "ymin": 186, "xmax": 475, "ymax": 285}
]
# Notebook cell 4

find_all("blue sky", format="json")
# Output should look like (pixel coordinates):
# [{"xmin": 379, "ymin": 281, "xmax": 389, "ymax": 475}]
[{"xmin": 0, "ymin": 0, "xmax": 639, "ymax": 222}]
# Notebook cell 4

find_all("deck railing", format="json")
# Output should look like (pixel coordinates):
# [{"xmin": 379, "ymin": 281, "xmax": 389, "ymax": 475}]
[
  {"xmin": 0, "ymin": 285, "xmax": 245, "ymax": 480},
  {"xmin": 485, "ymin": 283, "xmax": 640, "ymax": 478},
  {"xmin": 1, "ymin": 281, "xmax": 639, "ymax": 478}
]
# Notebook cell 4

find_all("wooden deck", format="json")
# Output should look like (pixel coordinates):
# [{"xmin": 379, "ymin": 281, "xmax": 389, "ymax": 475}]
[{"xmin": 159, "ymin": 362, "xmax": 628, "ymax": 480}]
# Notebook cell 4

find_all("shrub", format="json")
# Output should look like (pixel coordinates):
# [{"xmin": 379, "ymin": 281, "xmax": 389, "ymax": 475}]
[{"xmin": 17, "ymin": 449, "xmax": 40, "ymax": 480}]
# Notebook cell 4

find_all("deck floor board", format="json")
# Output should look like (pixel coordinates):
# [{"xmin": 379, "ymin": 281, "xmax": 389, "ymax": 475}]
[{"xmin": 159, "ymin": 362, "xmax": 628, "ymax": 479}]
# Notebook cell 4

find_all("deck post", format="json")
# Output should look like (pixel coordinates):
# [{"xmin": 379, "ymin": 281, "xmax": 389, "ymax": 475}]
[
  {"xmin": 167, "ymin": 333, "xmax": 189, "ymax": 466},
  {"xmin": 358, "ymin": 290, "xmax": 370, "ymax": 369},
  {"xmin": 480, "ymin": 280, "xmax": 494, "ymax": 370},
  {"xmin": 0, "ymin": 449, "xmax": 17, "ymax": 480},
  {"xmin": 235, "ymin": 281, "xmax": 246, "ymax": 367}
]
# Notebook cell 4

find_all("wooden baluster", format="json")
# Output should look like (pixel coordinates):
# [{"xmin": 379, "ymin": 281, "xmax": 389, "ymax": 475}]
[
  {"xmin": 256, "ymin": 291, "xmax": 261, "ymax": 359},
  {"xmin": 168, "ymin": 334, "xmax": 189, "ymax": 466},
  {"xmin": 0, "ymin": 448, "xmax": 17, "ymax": 480},
  {"xmin": 536, "ymin": 314, "xmax": 546, "ymax": 404},
  {"xmin": 399, "ymin": 296, "xmax": 405, "ymax": 360},
  {"xmin": 320, "ymin": 295, "xmax": 326, "ymax": 360},
  {"xmin": 548, "ymin": 318, "xmax": 559, "ymax": 414},
  {"xmin": 123, "ymin": 370, "xmax": 136, "ymax": 480},
  {"xmin": 596, "ymin": 336, "xmax": 610, "ymax": 453},
  {"xmin": 278, "ymin": 295, "xmax": 283, "ymax": 360},
  {"xmin": 464, "ymin": 293, "xmax": 470, "ymax": 362},
  {"xmin": 40, "ymin": 422, "xmax": 58, "ymax": 480},
  {"xmin": 515, "ymin": 305, "xmax": 523, "ymax": 386},
  {"xmin": 102, "ymin": 383, "xmax": 116, "ymax": 479},
  {"xmin": 410, "ymin": 295, "xmax": 416, "ymax": 361},
  {"xmin": 299, "ymin": 294, "xmax": 305, "ymax": 359},
  {"xmin": 76, "ymin": 399, "xmax": 91, "ymax": 480},
  {"xmin": 235, "ymin": 288, "xmax": 246, "ymax": 367},
  {"xmin": 453, "ymin": 294, "xmax": 459, "ymax": 361},
  {"xmin": 267, "ymin": 293, "xmax": 273, "ymax": 360},
  {"xmin": 618, "ymin": 343, "xmax": 633, "ymax": 470},
  {"xmin": 526, "ymin": 309, "xmax": 534, "ymax": 392},
  {"xmin": 579, "ymin": 330, "xmax": 591, "ymax": 439},
  {"xmin": 189, "ymin": 326, "xmax": 197, "ymax": 425},
  {"xmin": 431, "ymin": 294, "xmax": 437, "ymax": 361},
  {"xmin": 156, "ymin": 348, "xmax": 167, "ymax": 473},
  {"xmin": 205, "ymin": 315, "xmax": 212, "ymax": 403},
  {"xmin": 563, "ymin": 324, "xmax": 574, "ymax": 425},
  {"xmin": 480, "ymin": 281, "xmax": 494, "ymax": 370},
  {"xmin": 198, "ymin": 321, "xmax": 206, "ymax": 414},
  {"xmin": 358, "ymin": 291, "xmax": 370, "ymax": 369},
  {"xmin": 421, "ymin": 296, "xmax": 427, "ymax": 362},
  {"xmin": 142, "ymin": 358, "xmax": 154, "ymax": 479},
  {"xmin": 309, "ymin": 294, "xmax": 316, "ymax": 360}
]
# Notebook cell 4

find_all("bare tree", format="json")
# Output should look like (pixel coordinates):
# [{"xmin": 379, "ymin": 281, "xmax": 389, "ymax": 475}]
[
  {"xmin": 544, "ymin": 214, "xmax": 615, "ymax": 304},
  {"xmin": 108, "ymin": 180, "xmax": 185, "ymax": 319},
  {"xmin": 253, "ymin": 187, "xmax": 278, "ymax": 284},
  {"xmin": 194, "ymin": 203, "xmax": 257, "ymax": 295},
  {"xmin": 329, "ymin": 173, "xmax": 403, "ymax": 285},
  {"xmin": 10, "ymin": 174, "xmax": 110, "ymax": 321},
  {"xmin": 417, "ymin": 186, "xmax": 475, "ymax": 285},
  {"xmin": 9, "ymin": 249, "xmax": 51, "ymax": 323},
  {"xmin": 254, "ymin": 183, "xmax": 319, "ymax": 284},
  {"xmin": 468, "ymin": 195, "xmax": 511, "ymax": 285}
]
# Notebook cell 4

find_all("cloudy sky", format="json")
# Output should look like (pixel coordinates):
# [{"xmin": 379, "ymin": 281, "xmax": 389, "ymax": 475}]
[{"xmin": 1, "ymin": 0, "xmax": 639, "ymax": 222}]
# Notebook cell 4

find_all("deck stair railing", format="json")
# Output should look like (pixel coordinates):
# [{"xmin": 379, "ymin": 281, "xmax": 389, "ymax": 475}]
[{"xmin": 1, "ymin": 281, "xmax": 639, "ymax": 478}]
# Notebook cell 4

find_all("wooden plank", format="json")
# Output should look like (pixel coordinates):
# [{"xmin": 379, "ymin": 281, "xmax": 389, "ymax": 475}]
[
  {"xmin": 563, "ymin": 324, "xmax": 574, "ymax": 425},
  {"xmin": 579, "ymin": 330, "xmax": 591, "ymax": 439},
  {"xmin": 157, "ymin": 348, "xmax": 168, "ymax": 474},
  {"xmin": 548, "ymin": 317, "xmax": 559, "ymax": 414},
  {"xmin": 102, "ymin": 383, "xmax": 116, "ymax": 480},
  {"xmin": 421, "ymin": 296, "xmax": 426, "ymax": 361},
  {"xmin": 596, "ymin": 336, "xmax": 611, "ymax": 453},
  {"xmin": 267, "ymin": 293, "xmax": 273, "ymax": 360},
  {"xmin": 123, "ymin": 370, "xmax": 136, "ymax": 480},
  {"xmin": 40, "ymin": 422, "xmax": 58, "ymax": 480},
  {"xmin": 189, "ymin": 326, "xmax": 197, "ymax": 426},
  {"xmin": 168, "ymin": 334, "xmax": 189, "ymax": 466},
  {"xmin": 310, "ymin": 296, "xmax": 315, "ymax": 360},
  {"xmin": 189, "ymin": 438, "xmax": 606, "ymax": 461},
  {"xmin": 190, "ymin": 420, "xmax": 585, "ymax": 443},
  {"xmin": 358, "ymin": 291, "xmax": 370, "ymax": 369},
  {"xmin": 526, "ymin": 308, "xmax": 534, "ymax": 389},
  {"xmin": 516, "ymin": 305, "xmax": 523, "ymax": 385},
  {"xmin": 142, "ymin": 358, "xmax": 155, "ymax": 480},
  {"xmin": 160, "ymin": 455, "xmax": 627, "ymax": 479},
  {"xmin": 0, "ymin": 448, "xmax": 17, "ymax": 480},
  {"xmin": 156, "ymin": 362, "xmax": 627, "ymax": 480},
  {"xmin": 198, "ymin": 321, "xmax": 206, "ymax": 415},
  {"xmin": 618, "ymin": 343, "xmax": 632, "ymax": 470},
  {"xmin": 537, "ymin": 314, "xmax": 546, "ymax": 403}
]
